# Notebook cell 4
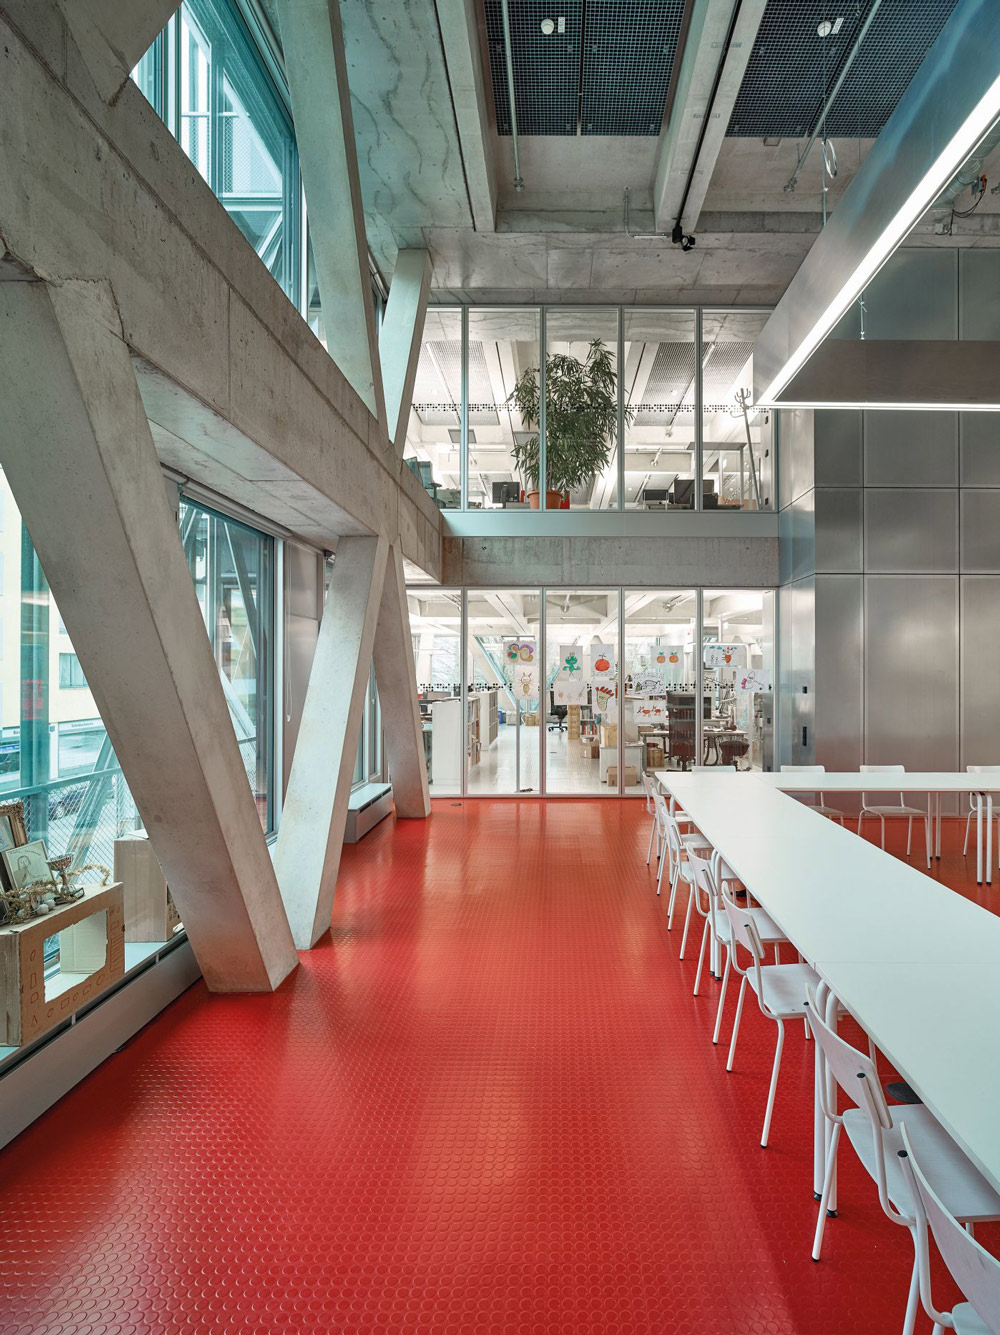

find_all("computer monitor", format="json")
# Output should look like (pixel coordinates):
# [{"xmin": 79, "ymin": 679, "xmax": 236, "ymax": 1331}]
[{"xmin": 492, "ymin": 481, "xmax": 521, "ymax": 505}]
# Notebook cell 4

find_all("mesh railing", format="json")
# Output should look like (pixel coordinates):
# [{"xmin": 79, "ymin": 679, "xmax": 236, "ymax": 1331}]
[{"xmin": 15, "ymin": 768, "xmax": 142, "ymax": 877}]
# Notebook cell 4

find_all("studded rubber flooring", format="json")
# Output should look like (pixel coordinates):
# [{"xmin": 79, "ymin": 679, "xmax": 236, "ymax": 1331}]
[{"xmin": 1, "ymin": 800, "xmax": 995, "ymax": 1334}]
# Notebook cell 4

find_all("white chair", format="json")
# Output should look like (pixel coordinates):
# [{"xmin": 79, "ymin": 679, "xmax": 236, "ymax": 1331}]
[
  {"xmin": 722, "ymin": 885, "xmax": 819, "ymax": 1147},
  {"xmin": 685, "ymin": 847, "xmax": 787, "ymax": 1014},
  {"xmin": 963, "ymin": 765, "xmax": 1000, "ymax": 865},
  {"xmin": 654, "ymin": 792, "xmax": 705, "ymax": 905},
  {"xmin": 779, "ymin": 764, "xmax": 845, "ymax": 823},
  {"xmin": 642, "ymin": 773, "xmax": 659, "ymax": 864},
  {"xmin": 806, "ymin": 990, "xmax": 1000, "ymax": 1335},
  {"xmin": 900, "ymin": 1124, "xmax": 1000, "ymax": 1335},
  {"xmin": 858, "ymin": 764, "xmax": 931, "ymax": 867}
]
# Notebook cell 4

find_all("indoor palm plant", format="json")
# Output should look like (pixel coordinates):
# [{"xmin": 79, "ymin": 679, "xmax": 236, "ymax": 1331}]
[{"xmin": 507, "ymin": 339, "xmax": 632, "ymax": 508}]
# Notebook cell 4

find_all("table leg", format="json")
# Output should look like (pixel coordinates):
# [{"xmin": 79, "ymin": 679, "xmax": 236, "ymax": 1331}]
[
  {"xmin": 823, "ymin": 985, "xmax": 839, "ymax": 1215},
  {"xmin": 989, "ymin": 794, "xmax": 994, "ymax": 887},
  {"xmin": 813, "ymin": 980, "xmax": 830, "ymax": 1199},
  {"xmin": 935, "ymin": 791, "xmax": 942, "ymax": 859},
  {"xmin": 977, "ymin": 793, "xmax": 984, "ymax": 885}
]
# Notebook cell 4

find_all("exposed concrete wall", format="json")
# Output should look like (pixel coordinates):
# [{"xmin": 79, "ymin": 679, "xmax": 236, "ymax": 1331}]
[
  {"xmin": 443, "ymin": 535, "xmax": 778, "ymax": 588},
  {"xmin": 0, "ymin": 0, "xmax": 443, "ymax": 579}
]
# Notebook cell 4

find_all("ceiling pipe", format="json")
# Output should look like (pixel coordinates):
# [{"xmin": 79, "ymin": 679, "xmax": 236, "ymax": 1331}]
[
  {"xmin": 500, "ymin": 0, "xmax": 525, "ymax": 191},
  {"xmin": 785, "ymin": 0, "xmax": 886, "ymax": 193}
]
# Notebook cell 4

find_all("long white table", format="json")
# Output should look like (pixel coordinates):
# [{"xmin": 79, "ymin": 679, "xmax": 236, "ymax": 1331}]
[
  {"xmin": 754, "ymin": 770, "xmax": 999, "ymax": 884},
  {"xmin": 655, "ymin": 770, "xmax": 1000, "ymax": 1196}
]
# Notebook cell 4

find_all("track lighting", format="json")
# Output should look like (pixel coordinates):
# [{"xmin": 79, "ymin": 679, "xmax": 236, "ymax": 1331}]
[{"xmin": 671, "ymin": 222, "xmax": 696, "ymax": 252}]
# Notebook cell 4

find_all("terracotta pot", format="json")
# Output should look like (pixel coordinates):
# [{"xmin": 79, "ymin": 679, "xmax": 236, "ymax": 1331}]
[{"xmin": 527, "ymin": 490, "xmax": 566, "ymax": 510}]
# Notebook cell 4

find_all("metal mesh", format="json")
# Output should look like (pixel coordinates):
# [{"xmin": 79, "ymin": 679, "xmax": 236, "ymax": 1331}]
[
  {"xmin": 728, "ymin": 0, "xmax": 960, "ymax": 138},
  {"xmin": 22, "ymin": 770, "xmax": 143, "ymax": 881},
  {"xmin": 485, "ymin": 0, "xmax": 583, "ymax": 135}
]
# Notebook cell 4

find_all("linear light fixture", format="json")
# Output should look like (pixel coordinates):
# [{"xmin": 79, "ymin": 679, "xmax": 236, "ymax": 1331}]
[
  {"xmin": 756, "ymin": 62, "xmax": 1000, "ymax": 408},
  {"xmin": 772, "ymin": 401, "xmax": 1000, "ymax": 412}
]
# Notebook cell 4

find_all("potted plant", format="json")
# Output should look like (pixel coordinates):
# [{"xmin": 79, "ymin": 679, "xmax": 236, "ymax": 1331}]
[{"xmin": 507, "ymin": 338, "xmax": 632, "ymax": 509}]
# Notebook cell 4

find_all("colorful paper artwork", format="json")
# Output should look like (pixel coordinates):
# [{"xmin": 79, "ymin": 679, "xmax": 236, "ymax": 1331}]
[
  {"xmin": 739, "ymin": 668, "xmax": 771, "ymax": 694},
  {"xmin": 704, "ymin": 644, "xmax": 741, "ymax": 667},
  {"xmin": 590, "ymin": 642, "xmax": 615, "ymax": 680}
]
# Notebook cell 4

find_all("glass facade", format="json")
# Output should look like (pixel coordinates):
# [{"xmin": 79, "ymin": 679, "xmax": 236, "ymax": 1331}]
[
  {"xmin": 408, "ymin": 584, "xmax": 775, "ymax": 797},
  {"xmin": 179, "ymin": 498, "xmax": 276, "ymax": 832},
  {"xmin": 133, "ymin": 0, "xmax": 300, "ymax": 305},
  {"xmin": 410, "ymin": 306, "xmax": 773, "ymax": 511}
]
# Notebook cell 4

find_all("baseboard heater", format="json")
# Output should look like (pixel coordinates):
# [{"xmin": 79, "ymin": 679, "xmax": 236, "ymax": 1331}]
[{"xmin": 344, "ymin": 783, "xmax": 394, "ymax": 843}]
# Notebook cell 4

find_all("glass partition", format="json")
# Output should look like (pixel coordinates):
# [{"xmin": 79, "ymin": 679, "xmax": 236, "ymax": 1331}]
[
  {"xmin": 467, "ymin": 590, "xmax": 541, "ymax": 794},
  {"xmin": 408, "ymin": 589, "xmax": 463, "ymax": 795},
  {"xmin": 702, "ymin": 590, "xmax": 774, "ymax": 770},
  {"xmin": 545, "ymin": 590, "xmax": 618, "ymax": 794},
  {"xmin": 623, "ymin": 591, "xmax": 697, "ymax": 781},
  {"xmin": 622, "ymin": 309, "xmax": 697, "ymax": 509},
  {"xmin": 543, "ymin": 310, "xmax": 621, "ymax": 509},
  {"xmin": 405, "ymin": 307, "xmax": 462, "ymax": 509},
  {"xmin": 467, "ymin": 308, "xmax": 541, "ymax": 509},
  {"xmin": 701, "ymin": 310, "xmax": 773, "ymax": 511}
]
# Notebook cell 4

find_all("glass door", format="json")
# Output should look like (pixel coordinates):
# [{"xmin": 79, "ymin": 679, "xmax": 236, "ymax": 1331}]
[
  {"xmin": 544, "ymin": 590, "xmax": 619, "ymax": 794},
  {"xmin": 466, "ymin": 590, "xmax": 541, "ymax": 794}
]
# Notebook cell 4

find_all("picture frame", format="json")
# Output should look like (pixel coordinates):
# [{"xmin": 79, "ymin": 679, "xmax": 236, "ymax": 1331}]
[
  {"xmin": 2, "ymin": 840, "xmax": 55, "ymax": 895},
  {"xmin": 0, "ymin": 800, "xmax": 28, "ymax": 849}
]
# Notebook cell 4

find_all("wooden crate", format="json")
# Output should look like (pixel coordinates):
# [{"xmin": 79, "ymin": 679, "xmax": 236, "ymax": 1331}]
[
  {"xmin": 0, "ymin": 883, "xmax": 125, "ymax": 1046},
  {"xmin": 114, "ymin": 834, "xmax": 181, "ymax": 942},
  {"xmin": 599, "ymin": 723, "xmax": 617, "ymax": 748},
  {"xmin": 567, "ymin": 705, "xmax": 580, "ymax": 740}
]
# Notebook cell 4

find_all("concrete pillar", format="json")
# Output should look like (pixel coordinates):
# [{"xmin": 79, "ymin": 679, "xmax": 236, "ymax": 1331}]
[
  {"xmin": 379, "ymin": 250, "xmax": 432, "ymax": 457},
  {"xmin": 274, "ymin": 534, "xmax": 389, "ymax": 947},
  {"xmin": 0, "ymin": 278, "xmax": 298, "ymax": 992},
  {"xmin": 373, "ymin": 546, "xmax": 431, "ymax": 818},
  {"xmin": 276, "ymin": 0, "xmax": 386, "ymax": 426}
]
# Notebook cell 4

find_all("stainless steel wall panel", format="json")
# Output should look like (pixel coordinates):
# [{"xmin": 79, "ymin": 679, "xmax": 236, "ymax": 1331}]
[
  {"xmin": 791, "ymin": 489, "xmax": 816, "ymax": 583},
  {"xmin": 864, "ymin": 489, "xmax": 958, "ymax": 573},
  {"xmin": 960, "ymin": 576, "xmax": 1000, "ymax": 766},
  {"xmin": 778, "ymin": 504, "xmax": 794, "ymax": 586},
  {"xmin": 864, "ymin": 410, "xmax": 958, "ymax": 487},
  {"xmin": 960, "ymin": 413, "xmax": 1000, "ymax": 486},
  {"xmin": 815, "ymin": 489, "xmax": 863, "ymax": 573},
  {"xmin": 960, "ymin": 251, "xmax": 1000, "ymax": 340},
  {"xmin": 814, "ymin": 411, "xmax": 863, "ymax": 487},
  {"xmin": 864, "ymin": 575, "xmax": 959, "ymax": 771},
  {"xmin": 960, "ymin": 491, "xmax": 1000, "ymax": 573},
  {"xmin": 777, "ymin": 409, "xmax": 814, "ymax": 508},
  {"xmin": 863, "ymin": 250, "xmax": 958, "ymax": 341},
  {"xmin": 814, "ymin": 574, "xmax": 864, "ymax": 776},
  {"xmin": 786, "ymin": 575, "xmax": 815, "ymax": 766}
]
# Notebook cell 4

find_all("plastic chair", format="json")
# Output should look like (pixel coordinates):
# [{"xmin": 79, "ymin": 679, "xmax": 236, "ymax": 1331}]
[
  {"xmin": 779, "ymin": 764, "xmax": 845, "ymax": 823},
  {"xmin": 722, "ymin": 885, "xmax": 819, "ymax": 1147},
  {"xmin": 806, "ymin": 989, "xmax": 1000, "ymax": 1335},
  {"xmin": 685, "ymin": 847, "xmax": 786, "ymax": 1006},
  {"xmin": 642, "ymin": 773, "xmax": 659, "ymax": 865},
  {"xmin": 858, "ymin": 764, "xmax": 931, "ymax": 867},
  {"xmin": 963, "ymin": 765, "xmax": 1000, "ymax": 865},
  {"xmin": 899, "ymin": 1124, "xmax": 1000, "ymax": 1335},
  {"xmin": 652, "ymin": 792, "xmax": 706, "ymax": 902}
]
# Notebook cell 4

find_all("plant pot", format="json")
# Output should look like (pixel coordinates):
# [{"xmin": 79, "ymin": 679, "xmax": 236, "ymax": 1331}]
[{"xmin": 527, "ymin": 490, "xmax": 566, "ymax": 510}]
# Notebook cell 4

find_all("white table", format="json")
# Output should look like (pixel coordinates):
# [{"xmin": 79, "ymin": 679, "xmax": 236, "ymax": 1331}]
[
  {"xmin": 655, "ymin": 770, "xmax": 1000, "ymax": 1197},
  {"xmin": 756, "ymin": 770, "xmax": 998, "ymax": 885}
]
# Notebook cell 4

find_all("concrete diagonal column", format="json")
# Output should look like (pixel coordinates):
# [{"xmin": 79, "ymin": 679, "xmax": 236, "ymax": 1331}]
[
  {"xmin": 373, "ymin": 546, "xmax": 431, "ymax": 818},
  {"xmin": 274, "ymin": 535, "xmax": 389, "ymax": 948},
  {"xmin": 277, "ymin": 0, "xmax": 386, "ymax": 426},
  {"xmin": 379, "ymin": 250, "xmax": 432, "ymax": 458},
  {"xmin": 0, "ymin": 278, "xmax": 298, "ymax": 992}
]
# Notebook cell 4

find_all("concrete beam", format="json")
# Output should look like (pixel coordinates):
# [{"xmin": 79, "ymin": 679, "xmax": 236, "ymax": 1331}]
[
  {"xmin": 379, "ymin": 249, "xmax": 432, "ymax": 457},
  {"xmin": 435, "ymin": 0, "xmax": 498, "ymax": 232},
  {"xmin": 0, "ymin": 4, "xmax": 443, "ymax": 576},
  {"xmin": 274, "ymin": 535, "xmax": 389, "ymax": 948},
  {"xmin": 277, "ymin": 0, "xmax": 386, "ymax": 424},
  {"xmin": 55, "ymin": 0, "xmax": 180, "ymax": 103},
  {"xmin": 653, "ymin": 0, "xmax": 767, "ymax": 235},
  {"xmin": 373, "ymin": 546, "xmax": 431, "ymax": 818},
  {"xmin": 0, "ymin": 278, "xmax": 297, "ymax": 992},
  {"xmin": 442, "ymin": 533, "xmax": 778, "ymax": 588}
]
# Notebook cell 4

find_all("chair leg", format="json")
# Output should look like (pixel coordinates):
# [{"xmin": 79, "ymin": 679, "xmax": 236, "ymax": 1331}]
[
  {"xmin": 646, "ymin": 820, "xmax": 656, "ymax": 865},
  {"xmin": 726, "ymin": 976, "xmax": 747, "ymax": 1072},
  {"xmin": 666, "ymin": 863, "xmax": 681, "ymax": 927},
  {"xmin": 963, "ymin": 810, "xmax": 973, "ymax": 856},
  {"xmin": 693, "ymin": 916, "xmax": 710, "ymax": 995},
  {"xmin": 857, "ymin": 811, "xmax": 865, "ymax": 837},
  {"xmin": 656, "ymin": 847, "xmax": 668, "ymax": 898},
  {"xmin": 880, "ymin": 815, "xmax": 886, "ymax": 850},
  {"xmin": 901, "ymin": 1249, "xmax": 921, "ymax": 1335},
  {"xmin": 924, "ymin": 815, "xmax": 932, "ymax": 870},
  {"xmin": 761, "ymin": 1018, "xmax": 785, "ymax": 1147},
  {"xmin": 679, "ymin": 885, "xmax": 695, "ymax": 959},
  {"xmin": 811, "ymin": 1119, "xmax": 842, "ymax": 1260},
  {"xmin": 712, "ymin": 953, "xmax": 731, "ymax": 1045}
]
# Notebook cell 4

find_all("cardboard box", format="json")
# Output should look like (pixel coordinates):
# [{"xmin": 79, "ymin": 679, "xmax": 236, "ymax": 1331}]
[
  {"xmin": 606, "ymin": 765, "xmax": 639, "ymax": 787},
  {"xmin": 523, "ymin": 713, "xmax": 538, "ymax": 727},
  {"xmin": 580, "ymin": 740, "xmax": 599, "ymax": 760},
  {"xmin": 645, "ymin": 744, "xmax": 665, "ymax": 769},
  {"xmin": 599, "ymin": 723, "xmax": 617, "ymax": 748}
]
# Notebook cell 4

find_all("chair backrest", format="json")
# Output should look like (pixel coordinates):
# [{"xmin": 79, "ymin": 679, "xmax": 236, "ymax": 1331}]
[
  {"xmin": 689, "ymin": 765, "xmax": 716, "ymax": 772},
  {"xmin": 966, "ymin": 765, "xmax": 1000, "ymax": 774},
  {"xmin": 900, "ymin": 1123, "xmax": 1000, "ymax": 1332},
  {"xmin": 804, "ymin": 983, "xmax": 891, "ymax": 1129},
  {"xmin": 720, "ymin": 883, "xmax": 763, "ymax": 959},
  {"xmin": 641, "ymin": 772, "xmax": 656, "ymax": 810},
  {"xmin": 780, "ymin": 765, "xmax": 826, "ymax": 772},
  {"xmin": 860, "ymin": 762, "xmax": 906, "ymax": 809},
  {"xmin": 685, "ymin": 845, "xmax": 716, "ymax": 919}
]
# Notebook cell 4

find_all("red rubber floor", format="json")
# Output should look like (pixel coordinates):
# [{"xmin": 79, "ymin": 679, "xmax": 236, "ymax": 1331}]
[{"xmin": 0, "ymin": 800, "xmax": 994, "ymax": 1334}]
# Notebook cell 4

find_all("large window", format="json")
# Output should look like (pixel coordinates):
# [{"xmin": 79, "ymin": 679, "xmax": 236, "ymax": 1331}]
[
  {"xmin": 179, "ymin": 498, "xmax": 276, "ymax": 832},
  {"xmin": 133, "ymin": 0, "xmax": 300, "ymax": 304}
]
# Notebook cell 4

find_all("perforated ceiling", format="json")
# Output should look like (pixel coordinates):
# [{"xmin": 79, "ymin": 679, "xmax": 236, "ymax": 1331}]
[{"xmin": 728, "ymin": 0, "xmax": 961, "ymax": 138}]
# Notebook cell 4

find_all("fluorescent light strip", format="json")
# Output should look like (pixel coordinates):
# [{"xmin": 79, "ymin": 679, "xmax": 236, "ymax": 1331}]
[
  {"xmin": 767, "ymin": 401, "xmax": 1000, "ymax": 412},
  {"xmin": 758, "ymin": 75, "xmax": 1000, "ymax": 408}
]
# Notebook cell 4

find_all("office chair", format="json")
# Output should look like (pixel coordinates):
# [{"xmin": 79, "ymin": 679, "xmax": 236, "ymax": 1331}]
[{"xmin": 547, "ymin": 690, "xmax": 568, "ymax": 732}]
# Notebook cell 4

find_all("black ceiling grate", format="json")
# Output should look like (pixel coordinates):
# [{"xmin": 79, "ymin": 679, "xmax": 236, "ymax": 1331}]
[
  {"xmin": 484, "ymin": 1, "xmax": 583, "ymax": 135},
  {"xmin": 728, "ymin": 0, "xmax": 961, "ymax": 139}
]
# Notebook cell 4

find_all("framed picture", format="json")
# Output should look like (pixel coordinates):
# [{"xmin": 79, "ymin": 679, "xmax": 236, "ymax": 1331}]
[
  {"xmin": 0, "ymin": 800, "xmax": 28, "ymax": 849},
  {"xmin": 2, "ymin": 840, "xmax": 55, "ymax": 894}
]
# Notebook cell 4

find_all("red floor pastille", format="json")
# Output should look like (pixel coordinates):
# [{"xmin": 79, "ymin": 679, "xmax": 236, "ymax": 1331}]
[{"xmin": 0, "ymin": 799, "xmax": 990, "ymax": 1334}]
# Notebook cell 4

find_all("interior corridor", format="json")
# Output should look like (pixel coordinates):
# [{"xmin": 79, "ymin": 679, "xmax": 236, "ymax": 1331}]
[{"xmin": 0, "ymin": 800, "xmax": 985, "ymax": 1335}]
